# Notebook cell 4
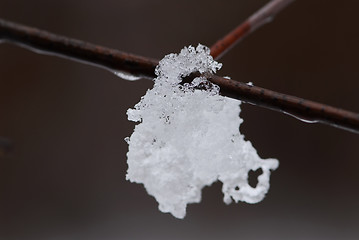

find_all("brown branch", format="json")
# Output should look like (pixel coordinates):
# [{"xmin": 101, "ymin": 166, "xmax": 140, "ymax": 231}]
[
  {"xmin": 1, "ymin": 18, "xmax": 359, "ymax": 134},
  {"xmin": 0, "ymin": 18, "xmax": 158, "ymax": 79},
  {"xmin": 210, "ymin": 0, "xmax": 295, "ymax": 60}
]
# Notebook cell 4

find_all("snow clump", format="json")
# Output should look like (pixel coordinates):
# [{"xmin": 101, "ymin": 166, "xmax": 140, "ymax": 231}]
[{"xmin": 126, "ymin": 44, "xmax": 279, "ymax": 219}]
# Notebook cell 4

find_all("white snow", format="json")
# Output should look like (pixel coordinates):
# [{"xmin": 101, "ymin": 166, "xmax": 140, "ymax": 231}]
[{"xmin": 125, "ymin": 44, "xmax": 279, "ymax": 219}]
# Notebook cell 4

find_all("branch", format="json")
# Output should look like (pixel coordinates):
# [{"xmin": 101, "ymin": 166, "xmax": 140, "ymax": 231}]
[
  {"xmin": 210, "ymin": 0, "xmax": 295, "ymax": 59},
  {"xmin": 1, "ymin": 18, "xmax": 359, "ymax": 134},
  {"xmin": 0, "ymin": 18, "xmax": 158, "ymax": 79}
]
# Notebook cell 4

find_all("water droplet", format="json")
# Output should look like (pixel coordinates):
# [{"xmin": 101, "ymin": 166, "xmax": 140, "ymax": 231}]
[
  {"xmin": 114, "ymin": 71, "xmax": 141, "ymax": 81},
  {"xmin": 282, "ymin": 111, "xmax": 318, "ymax": 124}
]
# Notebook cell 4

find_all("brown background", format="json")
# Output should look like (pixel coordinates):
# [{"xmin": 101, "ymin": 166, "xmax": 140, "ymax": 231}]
[{"xmin": 1, "ymin": 0, "xmax": 359, "ymax": 239}]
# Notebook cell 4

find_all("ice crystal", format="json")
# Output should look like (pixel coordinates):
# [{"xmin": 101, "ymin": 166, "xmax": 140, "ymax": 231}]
[{"xmin": 126, "ymin": 44, "xmax": 278, "ymax": 219}]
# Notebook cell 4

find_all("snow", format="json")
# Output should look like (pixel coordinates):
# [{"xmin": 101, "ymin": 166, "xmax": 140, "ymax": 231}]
[{"xmin": 125, "ymin": 44, "xmax": 279, "ymax": 219}]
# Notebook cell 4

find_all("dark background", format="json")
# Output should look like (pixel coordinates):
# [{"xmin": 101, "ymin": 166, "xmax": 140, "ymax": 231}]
[{"xmin": 1, "ymin": 0, "xmax": 358, "ymax": 239}]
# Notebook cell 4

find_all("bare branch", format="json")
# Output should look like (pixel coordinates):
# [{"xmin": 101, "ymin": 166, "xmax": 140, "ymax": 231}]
[
  {"xmin": 210, "ymin": 0, "xmax": 295, "ymax": 60},
  {"xmin": 1, "ymin": 18, "xmax": 359, "ymax": 134},
  {"xmin": 0, "ymin": 18, "xmax": 158, "ymax": 79}
]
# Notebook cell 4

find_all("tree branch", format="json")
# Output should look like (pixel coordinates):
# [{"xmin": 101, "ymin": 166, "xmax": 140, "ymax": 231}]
[
  {"xmin": 210, "ymin": 0, "xmax": 295, "ymax": 59},
  {"xmin": 1, "ymin": 18, "xmax": 358, "ymax": 134},
  {"xmin": 0, "ymin": 18, "xmax": 158, "ymax": 79}
]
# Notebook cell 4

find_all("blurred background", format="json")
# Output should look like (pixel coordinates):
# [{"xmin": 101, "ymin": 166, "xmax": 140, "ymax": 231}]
[{"xmin": 0, "ymin": 0, "xmax": 359, "ymax": 239}]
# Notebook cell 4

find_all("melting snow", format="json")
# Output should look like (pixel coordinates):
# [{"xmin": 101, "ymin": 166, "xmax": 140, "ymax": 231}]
[{"xmin": 126, "ymin": 44, "xmax": 278, "ymax": 219}]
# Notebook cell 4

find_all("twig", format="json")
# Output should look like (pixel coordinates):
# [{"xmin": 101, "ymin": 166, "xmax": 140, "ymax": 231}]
[
  {"xmin": 210, "ymin": 0, "xmax": 295, "ymax": 60},
  {"xmin": 0, "ymin": 18, "xmax": 158, "ymax": 79},
  {"xmin": 1, "ymin": 18, "xmax": 359, "ymax": 134}
]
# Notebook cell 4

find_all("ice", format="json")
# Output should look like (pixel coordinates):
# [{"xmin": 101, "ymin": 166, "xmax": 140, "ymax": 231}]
[{"xmin": 126, "ymin": 44, "xmax": 279, "ymax": 219}]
